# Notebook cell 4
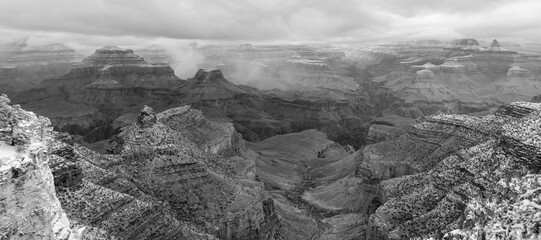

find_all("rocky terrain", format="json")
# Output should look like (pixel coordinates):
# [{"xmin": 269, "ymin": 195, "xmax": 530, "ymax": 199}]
[
  {"xmin": 248, "ymin": 100, "xmax": 541, "ymax": 240},
  {"xmin": 12, "ymin": 46, "xmax": 183, "ymax": 143},
  {"xmin": 12, "ymin": 45, "xmax": 377, "ymax": 149},
  {"xmin": 363, "ymin": 102, "xmax": 541, "ymax": 239},
  {"xmin": 368, "ymin": 38, "xmax": 541, "ymax": 118},
  {"xmin": 176, "ymin": 69, "xmax": 375, "ymax": 148},
  {"xmin": 2, "ymin": 38, "xmax": 541, "ymax": 240},
  {"xmin": 1, "ymin": 95, "xmax": 282, "ymax": 239},
  {"xmin": 0, "ymin": 95, "xmax": 78, "ymax": 240}
]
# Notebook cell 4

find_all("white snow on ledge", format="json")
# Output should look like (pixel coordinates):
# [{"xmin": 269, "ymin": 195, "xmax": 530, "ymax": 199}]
[{"xmin": 0, "ymin": 142, "xmax": 19, "ymax": 173}]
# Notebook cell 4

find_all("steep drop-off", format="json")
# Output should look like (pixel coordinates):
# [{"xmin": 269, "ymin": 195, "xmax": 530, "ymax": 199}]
[
  {"xmin": 249, "ymin": 101, "xmax": 541, "ymax": 239},
  {"xmin": 1, "ymin": 95, "xmax": 283, "ymax": 239}
]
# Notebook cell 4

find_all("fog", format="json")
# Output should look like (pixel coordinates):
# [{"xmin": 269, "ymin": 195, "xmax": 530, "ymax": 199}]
[{"xmin": 2, "ymin": 0, "xmax": 541, "ymax": 83}]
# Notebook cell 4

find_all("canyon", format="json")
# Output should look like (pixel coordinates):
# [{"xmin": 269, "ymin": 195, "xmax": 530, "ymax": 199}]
[
  {"xmin": 2, "ymin": 94, "xmax": 539, "ymax": 239},
  {"xmin": 1, "ymin": 38, "xmax": 541, "ymax": 240},
  {"xmin": 0, "ymin": 39, "xmax": 78, "ymax": 95},
  {"xmin": 9, "ymin": 46, "xmax": 376, "ymax": 149}
]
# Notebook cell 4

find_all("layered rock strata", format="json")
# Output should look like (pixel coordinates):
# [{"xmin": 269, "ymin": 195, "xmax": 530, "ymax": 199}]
[
  {"xmin": 364, "ymin": 101, "xmax": 541, "ymax": 239},
  {"xmin": 0, "ymin": 40, "xmax": 77, "ymax": 94},
  {"xmin": 0, "ymin": 95, "xmax": 78, "ymax": 240},
  {"xmin": 1, "ymin": 95, "xmax": 282, "ymax": 239}
]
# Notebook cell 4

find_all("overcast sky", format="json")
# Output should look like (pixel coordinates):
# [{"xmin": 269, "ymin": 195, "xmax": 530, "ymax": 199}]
[{"xmin": 0, "ymin": 0, "xmax": 540, "ymax": 47}]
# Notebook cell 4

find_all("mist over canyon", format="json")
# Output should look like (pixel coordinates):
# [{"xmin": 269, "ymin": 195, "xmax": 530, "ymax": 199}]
[{"xmin": 2, "ymin": 1, "xmax": 541, "ymax": 239}]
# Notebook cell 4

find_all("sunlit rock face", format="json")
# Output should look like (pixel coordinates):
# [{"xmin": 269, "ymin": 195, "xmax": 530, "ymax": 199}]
[{"xmin": 0, "ymin": 95, "xmax": 78, "ymax": 240}]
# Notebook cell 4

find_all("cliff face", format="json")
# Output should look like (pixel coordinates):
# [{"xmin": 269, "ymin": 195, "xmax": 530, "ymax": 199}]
[
  {"xmin": 104, "ymin": 105, "xmax": 281, "ymax": 239},
  {"xmin": 169, "ymin": 69, "xmax": 375, "ymax": 149},
  {"xmin": 80, "ymin": 46, "xmax": 149, "ymax": 67},
  {"xmin": 259, "ymin": 101, "xmax": 541, "ymax": 239},
  {"xmin": 0, "ymin": 95, "xmax": 79, "ymax": 240},
  {"xmin": 363, "ymin": 101, "xmax": 541, "ymax": 239},
  {"xmin": 18, "ymin": 46, "xmax": 182, "ymax": 105},
  {"xmin": 1, "ymin": 95, "xmax": 282, "ymax": 239},
  {"xmin": 157, "ymin": 105, "xmax": 244, "ymax": 156},
  {"xmin": 14, "ymin": 42, "xmax": 378, "ymax": 149},
  {"xmin": 12, "ymin": 46, "xmax": 184, "ymax": 143},
  {"xmin": 370, "ymin": 39, "xmax": 532, "ymax": 118}
]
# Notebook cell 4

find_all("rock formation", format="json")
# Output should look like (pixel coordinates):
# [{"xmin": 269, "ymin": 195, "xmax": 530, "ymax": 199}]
[
  {"xmin": 0, "ymin": 39, "xmax": 77, "ymax": 95},
  {"xmin": 245, "ymin": 100, "xmax": 541, "ymax": 239},
  {"xmin": 80, "ymin": 46, "xmax": 150, "ymax": 67},
  {"xmin": 157, "ymin": 105, "xmax": 244, "ymax": 156},
  {"xmin": 381, "ymin": 69, "xmax": 458, "ymax": 106},
  {"xmin": 179, "ymin": 69, "xmax": 255, "ymax": 101},
  {"xmin": 507, "ymin": 66, "xmax": 532, "ymax": 80},
  {"xmin": 14, "ymin": 45, "xmax": 376, "ymax": 149},
  {"xmin": 12, "ymin": 46, "xmax": 183, "ymax": 143},
  {"xmin": 369, "ymin": 38, "xmax": 534, "ymax": 119},
  {"xmin": 365, "ymin": 115, "xmax": 413, "ymax": 144},
  {"xmin": 362, "ymin": 102, "xmax": 541, "ymax": 239},
  {"xmin": 175, "ymin": 69, "xmax": 375, "ymax": 148},
  {"xmin": 490, "ymin": 39, "xmax": 501, "ymax": 48},
  {"xmin": 1, "ymin": 95, "xmax": 282, "ymax": 239},
  {"xmin": 0, "ymin": 95, "xmax": 80, "ymax": 239},
  {"xmin": 446, "ymin": 38, "xmax": 482, "ymax": 51},
  {"xmin": 28, "ymin": 46, "xmax": 182, "ymax": 102}
]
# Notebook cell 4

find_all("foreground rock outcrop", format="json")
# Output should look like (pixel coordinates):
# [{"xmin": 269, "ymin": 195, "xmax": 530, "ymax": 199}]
[
  {"xmin": 364, "ymin": 102, "xmax": 541, "ymax": 239},
  {"xmin": 1, "ymin": 95, "xmax": 282, "ymax": 239},
  {"xmin": 0, "ymin": 95, "xmax": 77, "ymax": 239}
]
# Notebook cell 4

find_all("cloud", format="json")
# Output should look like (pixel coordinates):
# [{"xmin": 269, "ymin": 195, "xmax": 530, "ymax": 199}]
[{"xmin": 0, "ymin": 0, "xmax": 540, "ymax": 44}]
